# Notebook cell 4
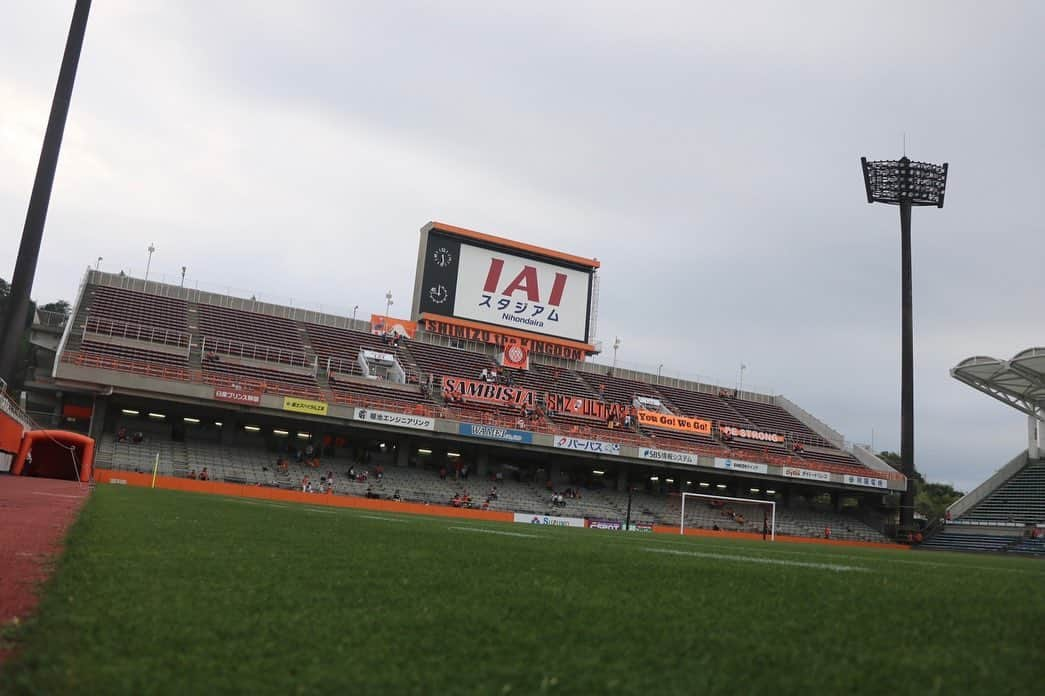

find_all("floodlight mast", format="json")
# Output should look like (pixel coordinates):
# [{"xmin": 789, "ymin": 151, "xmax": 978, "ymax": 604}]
[
  {"xmin": 860, "ymin": 156, "xmax": 948, "ymax": 533},
  {"xmin": 0, "ymin": 0, "xmax": 92, "ymax": 383}
]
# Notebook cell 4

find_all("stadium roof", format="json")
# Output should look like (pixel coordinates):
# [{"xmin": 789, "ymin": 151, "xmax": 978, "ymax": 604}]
[{"xmin": 951, "ymin": 347, "xmax": 1045, "ymax": 420}]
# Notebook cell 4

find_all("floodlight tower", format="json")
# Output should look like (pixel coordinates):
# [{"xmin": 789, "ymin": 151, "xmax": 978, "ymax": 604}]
[
  {"xmin": 861, "ymin": 155, "xmax": 948, "ymax": 532},
  {"xmin": 0, "ymin": 0, "xmax": 92, "ymax": 384}
]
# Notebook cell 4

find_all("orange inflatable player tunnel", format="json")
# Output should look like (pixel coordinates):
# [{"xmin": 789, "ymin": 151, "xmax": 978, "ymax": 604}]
[{"xmin": 12, "ymin": 430, "xmax": 95, "ymax": 482}]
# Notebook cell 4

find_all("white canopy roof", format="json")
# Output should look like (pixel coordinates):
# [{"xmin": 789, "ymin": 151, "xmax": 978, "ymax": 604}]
[{"xmin": 951, "ymin": 347, "xmax": 1045, "ymax": 420}]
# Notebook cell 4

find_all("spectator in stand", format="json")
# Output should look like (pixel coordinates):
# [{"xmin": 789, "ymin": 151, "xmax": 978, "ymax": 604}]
[
  {"xmin": 392, "ymin": 490, "xmax": 402, "ymax": 502},
  {"xmin": 375, "ymin": 464, "xmax": 384, "ymax": 480},
  {"xmin": 461, "ymin": 464, "xmax": 469, "ymax": 480},
  {"xmin": 132, "ymin": 431, "xmax": 144, "ymax": 444},
  {"xmin": 301, "ymin": 476, "xmax": 309, "ymax": 492},
  {"xmin": 489, "ymin": 368, "xmax": 498, "ymax": 383},
  {"xmin": 824, "ymin": 526, "xmax": 831, "ymax": 539},
  {"xmin": 793, "ymin": 442, "xmax": 804, "ymax": 454},
  {"xmin": 439, "ymin": 466, "xmax": 447, "ymax": 480},
  {"xmin": 488, "ymin": 486, "xmax": 498, "ymax": 500},
  {"xmin": 199, "ymin": 467, "xmax": 210, "ymax": 481},
  {"xmin": 623, "ymin": 413, "xmax": 632, "ymax": 428},
  {"xmin": 116, "ymin": 426, "xmax": 128, "ymax": 443},
  {"xmin": 480, "ymin": 368, "xmax": 489, "ymax": 382},
  {"xmin": 188, "ymin": 469, "xmax": 197, "ymax": 480}
]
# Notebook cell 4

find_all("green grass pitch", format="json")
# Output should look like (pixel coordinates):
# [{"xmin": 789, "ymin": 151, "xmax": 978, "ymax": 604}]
[{"xmin": 2, "ymin": 485, "xmax": 1043, "ymax": 695}]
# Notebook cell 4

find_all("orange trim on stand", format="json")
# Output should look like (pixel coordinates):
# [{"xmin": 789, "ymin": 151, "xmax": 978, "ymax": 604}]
[
  {"xmin": 420, "ymin": 313, "xmax": 595, "ymax": 353},
  {"xmin": 94, "ymin": 469, "xmax": 514, "ymax": 523},
  {"xmin": 427, "ymin": 221, "xmax": 600, "ymax": 269}
]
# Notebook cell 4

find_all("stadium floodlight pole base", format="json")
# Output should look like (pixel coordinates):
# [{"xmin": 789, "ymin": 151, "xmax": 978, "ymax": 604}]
[{"xmin": 680, "ymin": 492, "xmax": 775, "ymax": 541}]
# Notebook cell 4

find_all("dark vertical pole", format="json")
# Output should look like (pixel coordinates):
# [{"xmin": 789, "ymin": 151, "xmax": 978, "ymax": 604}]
[
  {"xmin": 0, "ymin": 0, "xmax": 92, "ymax": 383},
  {"xmin": 899, "ymin": 201, "xmax": 915, "ymax": 530},
  {"xmin": 625, "ymin": 485, "xmax": 632, "ymax": 531}
]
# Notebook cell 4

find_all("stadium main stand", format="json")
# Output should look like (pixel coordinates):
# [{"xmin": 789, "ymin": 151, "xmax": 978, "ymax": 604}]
[{"xmin": 32, "ymin": 269, "xmax": 910, "ymax": 543}]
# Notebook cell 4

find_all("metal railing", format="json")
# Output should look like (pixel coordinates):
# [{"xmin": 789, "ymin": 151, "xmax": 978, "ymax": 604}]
[
  {"xmin": 84, "ymin": 315, "xmax": 191, "ymax": 350},
  {"xmin": 201, "ymin": 336, "xmax": 314, "ymax": 371},
  {"xmin": 34, "ymin": 308, "xmax": 69, "ymax": 330}
]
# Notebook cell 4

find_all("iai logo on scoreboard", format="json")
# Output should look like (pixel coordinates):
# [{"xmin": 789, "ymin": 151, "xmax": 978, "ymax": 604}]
[{"xmin": 454, "ymin": 244, "xmax": 591, "ymax": 342}]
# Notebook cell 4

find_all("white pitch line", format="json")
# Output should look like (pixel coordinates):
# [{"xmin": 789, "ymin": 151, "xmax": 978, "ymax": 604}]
[
  {"xmin": 230, "ymin": 499, "xmax": 288, "ymax": 509},
  {"xmin": 359, "ymin": 514, "xmax": 409, "ymax": 523},
  {"xmin": 304, "ymin": 508, "xmax": 337, "ymax": 514},
  {"xmin": 642, "ymin": 547, "xmax": 868, "ymax": 572},
  {"xmin": 449, "ymin": 526, "xmax": 539, "ymax": 539},
  {"xmin": 32, "ymin": 491, "xmax": 85, "ymax": 499}
]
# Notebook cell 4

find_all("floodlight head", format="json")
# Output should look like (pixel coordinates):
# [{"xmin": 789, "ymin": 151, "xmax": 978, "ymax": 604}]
[{"xmin": 861, "ymin": 156, "xmax": 948, "ymax": 208}]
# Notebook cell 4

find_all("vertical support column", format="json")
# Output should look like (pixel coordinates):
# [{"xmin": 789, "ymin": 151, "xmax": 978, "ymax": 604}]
[
  {"xmin": 396, "ymin": 438, "xmax": 411, "ymax": 467},
  {"xmin": 1029, "ymin": 414, "xmax": 1040, "ymax": 461},
  {"xmin": 475, "ymin": 449, "xmax": 489, "ymax": 477},
  {"xmin": 898, "ymin": 201, "xmax": 916, "ymax": 531},
  {"xmin": 87, "ymin": 394, "xmax": 108, "ymax": 443},
  {"xmin": 616, "ymin": 467, "xmax": 627, "ymax": 492},
  {"xmin": 550, "ymin": 460, "xmax": 562, "ymax": 484}
]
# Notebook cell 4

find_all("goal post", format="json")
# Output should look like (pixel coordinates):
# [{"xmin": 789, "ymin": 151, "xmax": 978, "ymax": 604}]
[{"xmin": 679, "ymin": 491, "xmax": 776, "ymax": 540}]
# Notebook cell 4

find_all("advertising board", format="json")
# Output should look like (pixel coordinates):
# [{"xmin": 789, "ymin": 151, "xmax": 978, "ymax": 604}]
[
  {"xmin": 553, "ymin": 436, "xmax": 621, "ymax": 456},
  {"xmin": 282, "ymin": 396, "xmax": 328, "ymax": 416},
  {"xmin": 513, "ymin": 512, "xmax": 586, "ymax": 528},
  {"xmin": 214, "ymin": 387, "xmax": 261, "ymax": 406},
  {"xmin": 782, "ymin": 466, "xmax": 832, "ymax": 482},
  {"xmin": 638, "ymin": 447, "xmax": 699, "ymax": 466},
  {"xmin": 415, "ymin": 224, "xmax": 595, "ymax": 344},
  {"xmin": 459, "ymin": 423, "xmax": 533, "ymax": 444},
  {"xmin": 352, "ymin": 408, "xmax": 435, "ymax": 431},
  {"xmin": 843, "ymin": 474, "xmax": 888, "ymax": 489},
  {"xmin": 713, "ymin": 457, "xmax": 769, "ymax": 475}
]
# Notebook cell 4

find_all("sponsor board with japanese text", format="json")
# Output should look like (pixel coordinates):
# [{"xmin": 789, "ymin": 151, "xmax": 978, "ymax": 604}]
[
  {"xmin": 513, "ymin": 512, "xmax": 585, "ymax": 528},
  {"xmin": 843, "ymin": 474, "xmax": 888, "ymax": 489},
  {"xmin": 282, "ymin": 396, "xmax": 328, "ymax": 416},
  {"xmin": 638, "ymin": 447, "xmax": 699, "ymax": 466},
  {"xmin": 352, "ymin": 408, "xmax": 435, "ymax": 431},
  {"xmin": 553, "ymin": 436, "xmax": 621, "ymax": 456},
  {"xmin": 636, "ymin": 410, "xmax": 712, "ymax": 436},
  {"xmin": 713, "ymin": 457, "xmax": 769, "ymax": 475},
  {"xmin": 214, "ymin": 388, "xmax": 262, "ymax": 406},
  {"xmin": 459, "ymin": 423, "xmax": 533, "ymax": 444},
  {"xmin": 782, "ymin": 466, "xmax": 832, "ymax": 482}
]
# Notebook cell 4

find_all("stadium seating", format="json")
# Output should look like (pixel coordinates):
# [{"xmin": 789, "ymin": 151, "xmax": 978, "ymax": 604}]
[
  {"xmin": 917, "ymin": 531, "xmax": 1018, "ymax": 553},
  {"xmin": 955, "ymin": 459, "xmax": 1045, "ymax": 524},
  {"xmin": 67, "ymin": 277, "xmax": 889, "ymax": 483}
]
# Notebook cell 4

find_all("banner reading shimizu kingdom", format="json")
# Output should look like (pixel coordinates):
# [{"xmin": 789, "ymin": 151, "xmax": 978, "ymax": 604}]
[{"xmin": 282, "ymin": 396, "xmax": 328, "ymax": 416}]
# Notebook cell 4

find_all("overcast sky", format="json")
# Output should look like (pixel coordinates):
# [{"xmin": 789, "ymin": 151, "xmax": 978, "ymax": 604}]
[{"xmin": 2, "ymin": 1, "xmax": 1042, "ymax": 491}]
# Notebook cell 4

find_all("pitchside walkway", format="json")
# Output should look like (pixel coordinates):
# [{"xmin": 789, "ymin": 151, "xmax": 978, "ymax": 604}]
[{"xmin": 0, "ymin": 474, "xmax": 91, "ymax": 662}]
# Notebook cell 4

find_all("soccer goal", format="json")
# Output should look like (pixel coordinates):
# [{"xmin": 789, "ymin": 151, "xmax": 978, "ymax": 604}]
[{"xmin": 679, "ymin": 492, "xmax": 776, "ymax": 540}]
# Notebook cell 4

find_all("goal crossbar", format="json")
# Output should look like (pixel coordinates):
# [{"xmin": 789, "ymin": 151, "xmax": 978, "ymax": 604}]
[{"xmin": 680, "ymin": 492, "xmax": 776, "ymax": 540}]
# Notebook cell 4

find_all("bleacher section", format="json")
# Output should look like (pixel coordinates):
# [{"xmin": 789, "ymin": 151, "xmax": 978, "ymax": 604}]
[
  {"xmin": 62, "ymin": 275, "xmax": 890, "ymax": 484},
  {"xmin": 957, "ymin": 459, "xmax": 1045, "ymax": 524},
  {"xmin": 917, "ymin": 531, "xmax": 1018, "ymax": 553},
  {"xmin": 93, "ymin": 428, "xmax": 890, "ymax": 542}
]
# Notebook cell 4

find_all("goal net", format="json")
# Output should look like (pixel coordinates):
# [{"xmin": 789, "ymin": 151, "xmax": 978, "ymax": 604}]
[{"xmin": 680, "ymin": 492, "xmax": 776, "ymax": 540}]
